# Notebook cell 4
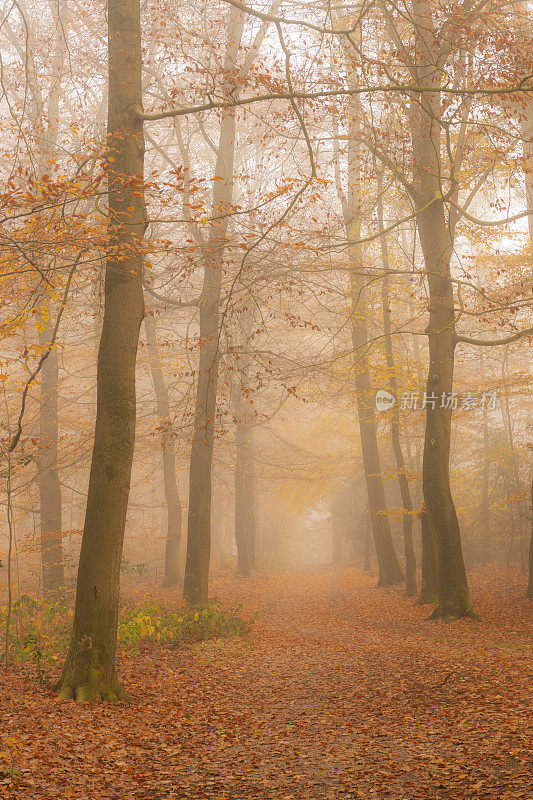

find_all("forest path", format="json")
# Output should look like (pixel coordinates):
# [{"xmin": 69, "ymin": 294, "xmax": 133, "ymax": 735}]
[{"xmin": 1, "ymin": 566, "xmax": 531, "ymax": 799}]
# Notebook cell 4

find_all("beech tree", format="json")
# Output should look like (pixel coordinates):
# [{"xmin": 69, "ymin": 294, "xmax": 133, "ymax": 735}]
[
  {"xmin": 183, "ymin": 5, "xmax": 275, "ymax": 604},
  {"xmin": 1, "ymin": 2, "xmax": 531, "ymax": 698},
  {"xmin": 332, "ymin": 31, "xmax": 404, "ymax": 587},
  {"xmin": 57, "ymin": 0, "xmax": 146, "ymax": 700},
  {"xmin": 144, "ymin": 303, "xmax": 182, "ymax": 587},
  {"xmin": 377, "ymin": 180, "xmax": 417, "ymax": 596}
]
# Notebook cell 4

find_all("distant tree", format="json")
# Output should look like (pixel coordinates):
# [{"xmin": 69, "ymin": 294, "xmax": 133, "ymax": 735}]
[
  {"xmin": 377, "ymin": 177, "xmax": 417, "ymax": 596},
  {"xmin": 332, "ymin": 30, "xmax": 404, "ymax": 586},
  {"xmin": 144, "ymin": 303, "xmax": 182, "ymax": 587},
  {"xmin": 527, "ymin": 477, "xmax": 533, "ymax": 600}
]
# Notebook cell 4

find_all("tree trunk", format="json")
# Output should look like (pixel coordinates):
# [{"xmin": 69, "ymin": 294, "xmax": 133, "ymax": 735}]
[
  {"xmin": 56, "ymin": 0, "xmax": 145, "ymax": 700},
  {"xmin": 144, "ymin": 309, "xmax": 182, "ymax": 587},
  {"xmin": 332, "ymin": 508, "xmax": 344, "ymax": 565},
  {"xmin": 503, "ymin": 352, "xmax": 526, "ymax": 568},
  {"xmin": 234, "ymin": 416, "xmax": 256, "ymax": 576},
  {"xmin": 232, "ymin": 353, "xmax": 257, "ymax": 577},
  {"xmin": 25, "ymin": 0, "xmax": 67, "ymax": 596},
  {"xmin": 335, "ymin": 53, "xmax": 403, "ymax": 586},
  {"xmin": 378, "ymin": 182, "xmax": 417, "ymax": 596},
  {"xmin": 350, "ymin": 285, "xmax": 403, "ymax": 585},
  {"xmin": 520, "ymin": 97, "xmax": 533, "ymax": 247},
  {"xmin": 417, "ymin": 510, "xmax": 438, "ymax": 604},
  {"xmin": 37, "ymin": 314, "xmax": 65, "ymax": 594},
  {"xmin": 526, "ymin": 476, "xmax": 533, "ymax": 599},
  {"xmin": 410, "ymin": 0, "xmax": 474, "ymax": 618},
  {"xmin": 363, "ymin": 510, "xmax": 372, "ymax": 572},
  {"xmin": 211, "ymin": 499, "xmax": 224, "ymax": 561},
  {"xmin": 183, "ymin": 9, "xmax": 244, "ymax": 605},
  {"xmin": 479, "ymin": 349, "xmax": 491, "ymax": 561}
]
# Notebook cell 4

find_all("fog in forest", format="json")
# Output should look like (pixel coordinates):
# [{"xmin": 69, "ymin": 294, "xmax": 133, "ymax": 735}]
[{"xmin": 0, "ymin": 0, "xmax": 531, "ymax": 797}]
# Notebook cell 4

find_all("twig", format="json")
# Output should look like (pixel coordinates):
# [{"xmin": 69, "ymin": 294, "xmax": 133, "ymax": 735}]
[{"xmin": 404, "ymin": 671, "xmax": 458, "ymax": 692}]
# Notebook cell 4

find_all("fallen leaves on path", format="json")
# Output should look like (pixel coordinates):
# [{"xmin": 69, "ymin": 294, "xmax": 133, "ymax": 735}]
[{"xmin": 1, "ymin": 565, "xmax": 531, "ymax": 799}]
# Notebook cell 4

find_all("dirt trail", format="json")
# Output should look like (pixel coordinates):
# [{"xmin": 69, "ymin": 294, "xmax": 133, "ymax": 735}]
[{"xmin": 1, "ymin": 566, "xmax": 531, "ymax": 799}]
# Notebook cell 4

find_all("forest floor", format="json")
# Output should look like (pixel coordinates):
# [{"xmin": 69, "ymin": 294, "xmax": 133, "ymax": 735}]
[{"xmin": 0, "ymin": 565, "xmax": 531, "ymax": 800}]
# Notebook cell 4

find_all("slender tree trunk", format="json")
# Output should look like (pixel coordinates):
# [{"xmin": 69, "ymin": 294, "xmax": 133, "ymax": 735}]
[
  {"xmin": 37, "ymin": 315, "xmax": 65, "ymax": 594},
  {"xmin": 234, "ymin": 415, "xmax": 256, "ymax": 576},
  {"xmin": 363, "ymin": 510, "xmax": 372, "ymax": 572},
  {"xmin": 183, "ymin": 10, "xmax": 244, "ymax": 605},
  {"xmin": 520, "ymin": 96, "xmax": 533, "ymax": 248},
  {"xmin": 56, "ymin": 0, "xmax": 145, "ymax": 700},
  {"xmin": 410, "ymin": 0, "xmax": 474, "ymax": 618},
  {"xmin": 479, "ymin": 350, "xmax": 491, "ymax": 561},
  {"xmin": 349, "ymin": 272, "xmax": 403, "ymax": 585},
  {"xmin": 144, "ymin": 309, "xmax": 182, "ymax": 587},
  {"xmin": 27, "ymin": 0, "xmax": 67, "ymax": 595},
  {"xmin": 417, "ymin": 510, "xmax": 438, "ymax": 604},
  {"xmin": 378, "ymin": 182, "xmax": 417, "ymax": 595},
  {"xmin": 520, "ymin": 30, "xmax": 533, "ymax": 534},
  {"xmin": 332, "ymin": 508, "xmax": 344, "ymax": 565},
  {"xmin": 232, "ymin": 355, "xmax": 257, "ymax": 576},
  {"xmin": 500, "ymin": 350, "xmax": 526, "ymax": 569},
  {"xmin": 211, "ymin": 499, "xmax": 224, "ymax": 561},
  {"xmin": 526, "ymin": 476, "xmax": 533, "ymax": 599},
  {"xmin": 333, "ymin": 51, "xmax": 403, "ymax": 586}
]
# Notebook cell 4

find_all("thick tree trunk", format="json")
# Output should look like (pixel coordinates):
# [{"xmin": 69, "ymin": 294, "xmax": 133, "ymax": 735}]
[
  {"xmin": 56, "ymin": 0, "xmax": 145, "ymax": 700},
  {"xmin": 144, "ymin": 309, "xmax": 182, "ymax": 587},
  {"xmin": 37, "ymin": 315, "xmax": 65, "ymax": 594},
  {"xmin": 378, "ymin": 184, "xmax": 417, "ymax": 596},
  {"xmin": 417, "ymin": 510, "xmax": 438, "ymax": 604},
  {"xmin": 417, "ymin": 205, "xmax": 472, "ymax": 618},
  {"xmin": 183, "ymin": 10, "xmax": 243, "ymax": 605},
  {"xmin": 410, "ymin": 0, "xmax": 474, "ymax": 618}
]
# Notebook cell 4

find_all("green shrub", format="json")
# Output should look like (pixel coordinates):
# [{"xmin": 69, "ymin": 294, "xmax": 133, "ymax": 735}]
[
  {"xmin": 118, "ymin": 598, "xmax": 253, "ymax": 648},
  {"xmin": 0, "ymin": 594, "xmax": 253, "ymax": 671},
  {"xmin": 0, "ymin": 595, "xmax": 72, "ymax": 678}
]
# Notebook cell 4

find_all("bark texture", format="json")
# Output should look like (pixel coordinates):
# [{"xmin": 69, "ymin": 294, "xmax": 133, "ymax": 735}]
[
  {"xmin": 417, "ymin": 510, "xmax": 438, "ymax": 604},
  {"xmin": 56, "ymin": 0, "xmax": 145, "ymax": 700},
  {"xmin": 410, "ymin": 0, "xmax": 473, "ymax": 618}
]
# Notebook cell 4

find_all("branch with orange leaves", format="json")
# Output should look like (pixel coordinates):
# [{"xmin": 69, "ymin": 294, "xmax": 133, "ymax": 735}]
[{"xmin": 6, "ymin": 251, "xmax": 83, "ymax": 454}]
